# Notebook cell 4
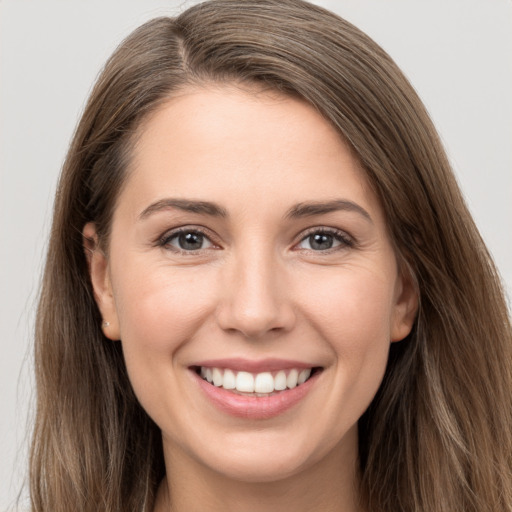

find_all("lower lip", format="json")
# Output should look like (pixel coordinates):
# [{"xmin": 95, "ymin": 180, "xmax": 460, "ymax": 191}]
[{"xmin": 192, "ymin": 370, "xmax": 320, "ymax": 420}]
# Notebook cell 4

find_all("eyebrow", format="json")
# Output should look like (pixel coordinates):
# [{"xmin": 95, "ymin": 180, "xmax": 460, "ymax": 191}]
[
  {"xmin": 284, "ymin": 199, "xmax": 373, "ymax": 223},
  {"xmin": 138, "ymin": 197, "xmax": 372, "ymax": 223},
  {"xmin": 138, "ymin": 198, "xmax": 228, "ymax": 220}
]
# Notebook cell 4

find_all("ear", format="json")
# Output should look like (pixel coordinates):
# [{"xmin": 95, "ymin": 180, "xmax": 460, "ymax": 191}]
[
  {"xmin": 390, "ymin": 263, "xmax": 419, "ymax": 343},
  {"xmin": 83, "ymin": 222, "xmax": 121, "ymax": 340}
]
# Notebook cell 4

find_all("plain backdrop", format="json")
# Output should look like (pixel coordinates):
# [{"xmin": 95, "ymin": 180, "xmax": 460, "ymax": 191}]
[{"xmin": 1, "ymin": 1, "xmax": 511, "ymax": 509}]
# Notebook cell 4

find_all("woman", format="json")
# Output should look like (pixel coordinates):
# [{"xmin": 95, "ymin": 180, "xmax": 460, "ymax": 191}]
[{"xmin": 30, "ymin": 0, "xmax": 512, "ymax": 511}]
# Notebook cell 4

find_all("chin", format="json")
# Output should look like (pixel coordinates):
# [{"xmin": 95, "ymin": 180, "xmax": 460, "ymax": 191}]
[
  {"xmin": 206, "ymin": 449, "xmax": 315, "ymax": 484},
  {"xmin": 179, "ymin": 425, "xmax": 352, "ymax": 485}
]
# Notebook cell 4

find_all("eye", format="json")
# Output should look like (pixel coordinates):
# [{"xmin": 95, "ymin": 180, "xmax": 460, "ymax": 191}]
[
  {"xmin": 296, "ymin": 229, "xmax": 353, "ymax": 251},
  {"xmin": 161, "ymin": 229, "xmax": 214, "ymax": 252}
]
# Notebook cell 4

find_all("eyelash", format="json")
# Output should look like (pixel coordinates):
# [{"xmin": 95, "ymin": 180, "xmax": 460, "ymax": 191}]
[
  {"xmin": 157, "ymin": 226, "xmax": 217, "ymax": 254},
  {"xmin": 156, "ymin": 226, "xmax": 355, "ymax": 254},
  {"xmin": 296, "ymin": 227, "xmax": 355, "ymax": 253}
]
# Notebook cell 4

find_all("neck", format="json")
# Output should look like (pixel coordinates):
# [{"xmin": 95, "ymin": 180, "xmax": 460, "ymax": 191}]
[{"xmin": 154, "ymin": 432, "xmax": 362, "ymax": 512}]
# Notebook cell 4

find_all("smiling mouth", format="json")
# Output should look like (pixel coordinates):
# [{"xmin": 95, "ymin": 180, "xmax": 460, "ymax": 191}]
[{"xmin": 192, "ymin": 366, "xmax": 322, "ymax": 397}]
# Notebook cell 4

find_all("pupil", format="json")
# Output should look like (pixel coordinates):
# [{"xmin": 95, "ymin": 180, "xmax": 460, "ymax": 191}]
[
  {"xmin": 179, "ymin": 232, "xmax": 203, "ymax": 250},
  {"xmin": 310, "ymin": 233, "xmax": 333, "ymax": 250}
]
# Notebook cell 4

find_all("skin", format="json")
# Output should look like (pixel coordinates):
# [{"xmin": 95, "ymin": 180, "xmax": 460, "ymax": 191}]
[{"xmin": 84, "ymin": 85, "xmax": 417, "ymax": 511}]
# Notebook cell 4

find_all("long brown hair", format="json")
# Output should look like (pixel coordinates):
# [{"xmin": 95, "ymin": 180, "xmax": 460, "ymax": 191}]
[{"xmin": 30, "ymin": 1, "xmax": 512, "ymax": 510}]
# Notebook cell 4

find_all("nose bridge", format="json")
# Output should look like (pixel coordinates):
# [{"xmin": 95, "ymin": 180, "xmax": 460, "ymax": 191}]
[{"xmin": 216, "ymin": 238, "xmax": 294, "ymax": 338}]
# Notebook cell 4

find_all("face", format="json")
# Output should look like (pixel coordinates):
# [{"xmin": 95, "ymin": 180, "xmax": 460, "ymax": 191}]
[{"xmin": 85, "ymin": 86, "xmax": 417, "ymax": 484}]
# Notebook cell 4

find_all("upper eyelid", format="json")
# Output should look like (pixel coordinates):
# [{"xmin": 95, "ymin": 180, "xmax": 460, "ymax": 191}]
[
  {"xmin": 158, "ymin": 225, "xmax": 219, "ymax": 247},
  {"xmin": 296, "ymin": 226, "xmax": 353, "ymax": 241},
  {"xmin": 160, "ymin": 225, "xmax": 213, "ymax": 238}
]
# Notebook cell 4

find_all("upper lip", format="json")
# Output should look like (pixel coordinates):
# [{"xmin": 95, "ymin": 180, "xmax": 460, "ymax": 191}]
[{"xmin": 191, "ymin": 358, "xmax": 318, "ymax": 373}]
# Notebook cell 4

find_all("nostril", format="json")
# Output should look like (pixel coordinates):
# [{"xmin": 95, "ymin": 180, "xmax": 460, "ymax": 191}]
[{"xmin": 215, "ymin": 287, "xmax": 296, "ymax": 339}]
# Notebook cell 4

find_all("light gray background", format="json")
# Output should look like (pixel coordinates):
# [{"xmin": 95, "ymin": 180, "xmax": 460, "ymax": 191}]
[{"xmin": 1, "ymin": 1, "xmax": 511, "ymax": 509}]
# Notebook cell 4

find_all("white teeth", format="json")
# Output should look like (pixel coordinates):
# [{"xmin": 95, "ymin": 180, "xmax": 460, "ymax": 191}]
[
  {"xmin": 212, "ymin": 368, "xmax": 223, "ymax": 387},
  {"xmin": 298, "ymin": 368, "xmax": 311, "ymax": 385},
  {"xmin": 286, "ymin": 369, "xmax": 299, "ymax": 389},
  {"xmin": 254, "ymin": 372, "xmax": 274, "ymax": 393},
  {"xmin": 274, "ymin": 370, "xmax": 287, "ymax": 391},
  {"xmin": 236, "ymin": 371, "xmax": 255, "ymax": 392},
  {"xmin": 199, "ymin": 366, "xmax": 315, "ymax": 393},
  {"xmin": 223, "ymin": 369, "xmax": 236, "ymax": 390}
]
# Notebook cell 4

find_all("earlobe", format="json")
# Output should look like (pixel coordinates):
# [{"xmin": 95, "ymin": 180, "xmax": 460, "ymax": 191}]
[
  {"xmin": 391, "ymin": 265, "xmax": 419, "ymax": 343},
  {"xmin": 82, "ymin": 222, "xmax": 121, "ymax": 341}
]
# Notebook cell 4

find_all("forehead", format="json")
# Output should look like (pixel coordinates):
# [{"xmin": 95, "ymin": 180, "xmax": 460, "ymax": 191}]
[{"xmin": 119, "ymin": 85, "xmax": 383, "ymax": 225}]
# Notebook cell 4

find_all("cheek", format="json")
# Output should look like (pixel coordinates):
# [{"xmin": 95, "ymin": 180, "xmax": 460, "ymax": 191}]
[
  {"xmin": 111, "ymin": 261, "xmax": 217, "ymax": 384},
  {"xmin": 110, "ymin": 261, "xmax": 222, "ymax": 430},
  {"xmin": 302, "ymin": 265, "xmax": 396, "ymax": 348},
  {"xmin": 300, "ymin": 266, "xmax": 396, "ymax": 412}
]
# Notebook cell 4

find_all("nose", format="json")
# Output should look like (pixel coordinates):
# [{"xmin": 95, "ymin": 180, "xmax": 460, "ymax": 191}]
[{"xmin": 215, "ymin": 248, "xmax": 296, "ymax": 340}]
